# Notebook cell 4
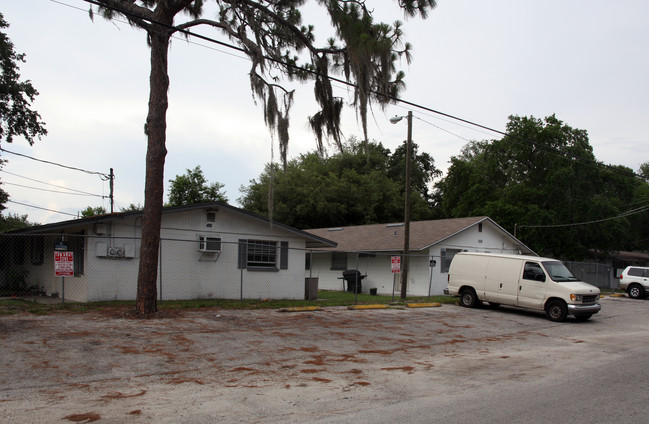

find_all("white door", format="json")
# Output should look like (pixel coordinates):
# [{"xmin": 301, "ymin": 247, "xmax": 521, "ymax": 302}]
[{"xmin": 517, "ymin": 261, "xmax": 547, "ymax": 309}]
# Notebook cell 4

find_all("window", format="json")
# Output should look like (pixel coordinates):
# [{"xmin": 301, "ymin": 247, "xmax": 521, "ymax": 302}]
[
  {"xmin": 331, "ymin": 252, "xmax": 348, "ymax": 270},
  {"xmin": 441, "ymin": 248, "xmax": 462, "ymax": 273},
  {"xmin": 68, "ymin": 233, "xmax": 85, "ymax": 276},
  {"xmin": 199, "ymin": 235, "xmax": 221, "ymax": 252},
  {"xmin": 478, "ymin": 223, "xmax": 483, "ymax": 232},
  {"xmin": 206, "ymin": 212, "xmax": 216, "ymax": 228},
  {"xmin": 542, "ymin": 261, "xmax": 577, "ymax": 282},
  {"xmin": 12, "ymin": 237, "xmax": 25, "ymax": 265},
  {"xmin": 237, "ymin": 239, "xmax": 288, "ymax": 271},
  {"xmin": 628, "ymin": 268, "xmax": 645, "ymax": 277},
  {"xmin": 523, "ymin": 262, "xmax": 546, "ymax": 282},
  {"xmin": 248, "ymin": 240, "xmax": 277, "ymax": 268},
  {"xmin": 30, "ymin": 236, "xmax": 44, "ymax": 265}
]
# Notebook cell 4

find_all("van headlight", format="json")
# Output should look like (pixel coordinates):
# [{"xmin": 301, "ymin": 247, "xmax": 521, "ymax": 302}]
[{"xmin": 570, "ymin": 293, "xmax": 583, "ymax": 302}]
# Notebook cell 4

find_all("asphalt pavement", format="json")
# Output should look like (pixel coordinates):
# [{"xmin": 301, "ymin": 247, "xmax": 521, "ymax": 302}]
[{"xmin": 1, "ymin": 295, "xmax": 646, "ymax": 423}]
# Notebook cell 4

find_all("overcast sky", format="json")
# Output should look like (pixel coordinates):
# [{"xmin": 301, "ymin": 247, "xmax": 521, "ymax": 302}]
[{"xmin": 2, "ymin": 0, "xmax": 648, "ymax": 225}]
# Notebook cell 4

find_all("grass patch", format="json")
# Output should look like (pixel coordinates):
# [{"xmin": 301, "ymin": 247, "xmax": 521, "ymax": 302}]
[{"xmin": 0, "ymin": 290, "xmax": 457, "ymax": 315}]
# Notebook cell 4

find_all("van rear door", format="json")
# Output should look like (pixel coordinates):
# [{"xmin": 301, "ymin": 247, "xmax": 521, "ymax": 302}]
[
  {"xmin": 517, "ymin": 261, "xmax": 547, "ymax": 309},
  {"xmin": 492, "ymin": 257, "xmax": 522, "ymax": 305}
]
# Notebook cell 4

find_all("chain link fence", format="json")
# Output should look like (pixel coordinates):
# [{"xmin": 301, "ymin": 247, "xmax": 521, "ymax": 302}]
[
  {"xmin": 0, "ymin": 233, "xmax": 618, "ymax": 303},
  {"xmin": 562, "ymin": 260, "xmax": 616, "ymax": 289},
  {"xmin": 0, "ymin": 234, "xmax": 320, "ymax": 303},
  {"xmin": 0, "ymin": 233, "xmax": 449, "ymax": 303}
]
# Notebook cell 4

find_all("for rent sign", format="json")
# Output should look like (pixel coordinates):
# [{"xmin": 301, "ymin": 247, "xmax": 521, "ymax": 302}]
[
  {"xmin": 54, "ymin": 251, "xmax": 74, "ymax": 277},
  {"xmin": 391, "ymin": 256, "xmax": 401, "ymax": 273}
]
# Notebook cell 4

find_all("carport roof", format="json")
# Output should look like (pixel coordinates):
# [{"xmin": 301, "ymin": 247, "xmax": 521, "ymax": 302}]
[{"xmin": 305, "ymin": 216, "xmax": 534, "ymax": 254}]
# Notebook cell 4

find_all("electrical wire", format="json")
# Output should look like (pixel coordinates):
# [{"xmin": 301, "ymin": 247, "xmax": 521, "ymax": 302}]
[
  {"xmin": 73, "ymin": 0, "xmax": 646, "ymax": 183},
  {"xmin": 2, "ymin": 182, "xmax": 104, "ymax": 197},
  {"xmin": 413, "ymin": 116, "xmax": 473, "ymax": 143},
  {"xmin": 0, "ymin": 169, "xmax": 103, "ymax": 196},
  {"xmin": 7, "ymin": 200, "xmax": 78, "ymax": 217},
  {"xmin": 518, "ymin": 203, "xmax": 649, "ymax": 229},
  {"xmin": 0, "ymin": 148, "xmax": 111, "ymax": 179},
  {"xmin": 32, "ymin": 0, "xmax": 647, "ymax": 237}
]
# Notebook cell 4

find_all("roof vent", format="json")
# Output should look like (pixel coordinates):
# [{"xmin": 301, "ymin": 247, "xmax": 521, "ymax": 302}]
[
  {"xmin": 328, "ymin": 228, "xmax": 343, "ymax": 232},
  {"xmin": 387, "ymin": 223, "xmax": 404, "ymax": 228}
]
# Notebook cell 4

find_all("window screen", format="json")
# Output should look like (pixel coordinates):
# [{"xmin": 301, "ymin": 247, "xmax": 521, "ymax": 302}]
[
  {"xmin": 331, "ymin": 252, "xmax": 348, "ymax": 270},
  {"xmin": 247, "ymin": 240, "xmax": 277, "ymax": 269}
]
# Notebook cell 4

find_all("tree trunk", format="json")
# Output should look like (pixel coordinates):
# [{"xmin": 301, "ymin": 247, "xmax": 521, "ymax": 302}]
[{"xmin": 135, "ymin": 28, "xmax": 171, "ymax": 315}]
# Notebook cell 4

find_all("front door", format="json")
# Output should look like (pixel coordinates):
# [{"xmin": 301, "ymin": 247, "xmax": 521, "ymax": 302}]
[{"xmin": 517, "ymin": 261, "xmax": 547, "ymax": 309}]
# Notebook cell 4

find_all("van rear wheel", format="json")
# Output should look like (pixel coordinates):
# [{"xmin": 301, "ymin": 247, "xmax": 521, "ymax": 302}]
[
  {"xmin": 545, "ymin": 300, "xmax": 567, "ymax": 322},
  {"xmin": 460, "ymin": 288, "xmax": 478, "ymax": 308}
]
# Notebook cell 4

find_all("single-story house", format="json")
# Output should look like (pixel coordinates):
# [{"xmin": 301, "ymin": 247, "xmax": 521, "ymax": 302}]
[
  {"xmin": 583, "ymin": 249, "xmax": 649, "ymax": 288},
  {"xmin": 587, "ymin": 250, "xmax": 649, "ymax": 270},
  {"xmin": 305, "ymin": 216, "xmax": 535, "ymax": 296},
  {"xmin": 2, "ymin": 202, "xmax": 335, "ymax": 302}
]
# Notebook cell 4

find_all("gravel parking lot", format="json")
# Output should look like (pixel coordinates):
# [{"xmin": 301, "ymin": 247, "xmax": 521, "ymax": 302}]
[{"xmin": 1, "ymin": 296, "xmax": 646, "ymax": 423}]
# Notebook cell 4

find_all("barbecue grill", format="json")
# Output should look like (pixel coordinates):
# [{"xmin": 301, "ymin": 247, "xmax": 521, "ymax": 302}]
[{"xmin": 341, "ymin": 269, "xmax": 366, "ymax": 293}]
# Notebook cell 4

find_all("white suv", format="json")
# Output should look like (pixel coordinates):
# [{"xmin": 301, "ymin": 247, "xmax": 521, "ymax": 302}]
[{"xmin": 619, "ymin": 266, "xmax": 649, "ymax": 299}]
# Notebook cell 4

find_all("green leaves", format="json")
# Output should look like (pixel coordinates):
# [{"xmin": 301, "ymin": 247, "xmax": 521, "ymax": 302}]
[
  {"xmin": 0, "ymin": 13, "xmax": 47, "ymax": 145},
  {"xmin": 434, "ymin": 114, "xmax": 649, "ymax": 259},
  {"xmin": 167, "ymin": 165, "xmax": 228, "ymax": 206},
  {"xmin": 240, "ymin": 137, "xmax": 438, "ymax": 228}
]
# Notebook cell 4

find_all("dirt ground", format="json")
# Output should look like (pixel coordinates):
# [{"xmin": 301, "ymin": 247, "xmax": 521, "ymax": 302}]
[{"xmin": 0, "ymin": 299, "xmax": 629, "ymax": 423}]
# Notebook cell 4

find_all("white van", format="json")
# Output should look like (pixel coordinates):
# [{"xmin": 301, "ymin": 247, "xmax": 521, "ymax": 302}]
[{"xmin": 445, "ymin": 252, "xmax": 601, "ymax": 322}]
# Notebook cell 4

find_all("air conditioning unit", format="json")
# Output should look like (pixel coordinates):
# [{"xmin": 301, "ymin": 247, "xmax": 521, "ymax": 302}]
[
  {"xmin": 108, "ymin": 247, "xmax": 126, "ymax": 258},
  {"xmin": 199, "ymin": 236, "xmax": 221, "ymax": 253}
]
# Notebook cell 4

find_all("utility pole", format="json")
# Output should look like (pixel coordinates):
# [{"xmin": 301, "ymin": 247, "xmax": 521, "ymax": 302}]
[
  {"xmin": 109, "ymin": 168, "xmax": 114, "ymax": 213},
  {"xmin": 401, "ymin": 111, "xmax": 413, "ymax": 299},
  {"xmin": 389, "ymin": 111, "xmax": 414, "ymax": 299}
]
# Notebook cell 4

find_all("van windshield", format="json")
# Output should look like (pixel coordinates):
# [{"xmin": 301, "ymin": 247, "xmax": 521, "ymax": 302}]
[{"xmin": 542, "ymin": 261, "xmax": 579, "ymax": 282}]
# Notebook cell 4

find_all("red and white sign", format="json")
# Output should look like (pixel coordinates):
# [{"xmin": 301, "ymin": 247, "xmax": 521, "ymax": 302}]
[
  {"xmin": 391, "ymin": 256, "xmax": 401, "ymax": 273},
  {"xmin": 54, "ymin": 251, "xmax": 74, "ymax": 277}
]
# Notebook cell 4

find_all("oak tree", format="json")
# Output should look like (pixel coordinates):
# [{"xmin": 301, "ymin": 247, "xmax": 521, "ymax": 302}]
[
  {"xmin": 433, "ymin": 114, "xmax": 647, "ymax": 259},
  {"xmin": 239, "ymin": 137, "xmax": 438, "ymax": 228},
  {"xmin": 88, "ymin": 0, "xmax": 437, "ymax": 313},
  {"xmin": 167, "ymin": 165, "xmax": 227, "ymax": 206},
  {"xmin": 0, "ymin": 12, "xmax": 47, "ymax": 215}
]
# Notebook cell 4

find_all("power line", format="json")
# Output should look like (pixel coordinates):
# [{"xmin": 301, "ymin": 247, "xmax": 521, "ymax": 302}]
[
  {"xmin": 0, "ymin": 148, "xmax": 110, "ymax": 179},
  {"xmin": 413, "ymin": 116, "xmax": 473, "ymax": 143},
  {"xmin": 0, "ymin": 169, "xmax": 103, "ymax": 196},
  {"xmin": 7, "ymin": 200, "xmax": 78, "ymax": 218},
  {"xmin": 50, "ymin": 0, "xmax": 249, "ymax": 61},
  {"xmin": 70, "ymin": 0, "xmax": 646, "ymax": 182},
  {"xmin": 518, "ymin": 203, "xmax": 649, "ymax": 229},
  {"xmin": 2, "ymin": 182, "xmax": 103, "ymax": 197}
]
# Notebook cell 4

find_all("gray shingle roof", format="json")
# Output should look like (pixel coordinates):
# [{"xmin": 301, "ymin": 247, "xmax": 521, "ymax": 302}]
[{"xmin": 306, "ymin": 216, "xmax": 533, "ymax": 254}]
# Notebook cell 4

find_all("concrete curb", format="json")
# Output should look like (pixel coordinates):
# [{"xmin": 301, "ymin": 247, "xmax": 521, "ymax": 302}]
[
  {"xmin": 277, "ymin": 303, "xmax": 444, "ymax": 312},
  {"xmin": 609, "ymin": 293, "xmax": 626, "ymax": 298},
  {"xmin": 406, "ymin": 302, "xmax": 442, "ymax": 308},
  {"xmin": 347, "ymin": 304, "xmax": 390, "ymax": 310},
  {"xmin": 278, "ymin": 306, "xmax": 323, "ymax": 313}
]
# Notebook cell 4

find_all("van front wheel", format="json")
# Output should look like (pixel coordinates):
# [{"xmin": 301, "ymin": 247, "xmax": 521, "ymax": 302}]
[
  {"xmin": 545, "ymin": 300, "xmax": 567, "ymax": 322},
  {"xmin": 460, "ymin": 288, "xmax": 478, "ymax": 308}
]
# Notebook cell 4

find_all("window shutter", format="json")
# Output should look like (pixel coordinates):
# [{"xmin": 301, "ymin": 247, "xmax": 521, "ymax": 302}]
[
  {"xmin": 238, "ymin": 239, "xmax": 247, "ymax": 269},
  {"xmin": 280, "ymin": 241, "xmax": 289, "ymax": 270}
]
